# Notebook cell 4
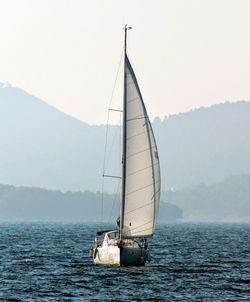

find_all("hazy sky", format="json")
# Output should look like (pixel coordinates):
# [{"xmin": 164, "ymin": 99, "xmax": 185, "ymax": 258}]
[{"xmin": 1, "ymin": 0, "xmax": 250, "ymax": 124}]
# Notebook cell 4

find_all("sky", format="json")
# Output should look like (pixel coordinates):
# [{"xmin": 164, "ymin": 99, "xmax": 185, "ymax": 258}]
[{"xmin": 1, "ymin": 0, "xmax": 250, "ymax": 125}]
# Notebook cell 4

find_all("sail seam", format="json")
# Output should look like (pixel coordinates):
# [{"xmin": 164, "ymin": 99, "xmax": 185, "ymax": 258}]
[
  {"xmin": 127, "ymin": 115, "xmax": 145, "ymax": 122},
  {"xmin": 127, "ymin": 130, "xmax": 147, "ymax": 141},
  {"xmin": 131, "ymin": 226, "xmax": 153, "ymax": 234},
  {"xmin": 126, "ymin": 179, "xmax": 160, "ymax": 196},
  {"xmin": 122, "ymin": 221, "xmax": 154, "ymax": 237},
  {"xmin": 125, "ymin": 200, "xmax": 154, "ymax": 215},
  {"xmin": 126, "ymin": 145, "xmax": 156, "ymax": 160},
  {"xmin": 126, "ymin": 162, "xmax": 159, "ymax": 178},
  {"xmin": 128, "ymin": 96, "xmax": 139, "ymax": 103}
]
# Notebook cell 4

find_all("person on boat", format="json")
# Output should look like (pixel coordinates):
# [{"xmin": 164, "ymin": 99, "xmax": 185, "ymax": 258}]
[
  {"xmin": 101, "ymin": 233, "xmax": 108, "ymax": 247},
  {"xmin": 116, "ymin": 216, "xmax": 120, "ymax": 227}
]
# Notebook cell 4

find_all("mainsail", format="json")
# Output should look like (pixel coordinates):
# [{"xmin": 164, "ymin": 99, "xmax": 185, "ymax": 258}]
[{"xmin": 121, "ymin": 54, "xmax": 161, "ymax": 238}]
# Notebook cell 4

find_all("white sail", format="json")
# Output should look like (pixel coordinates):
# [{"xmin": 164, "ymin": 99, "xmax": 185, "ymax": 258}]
[{"xmin": 122, "ymin": 55, "xmax": 161, "ymax": 238}]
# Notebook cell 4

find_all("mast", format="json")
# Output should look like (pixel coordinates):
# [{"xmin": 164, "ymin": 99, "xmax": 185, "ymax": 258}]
[{"xmin": 120, "ymin": 25, "xmax": 131, "ymax": 239}]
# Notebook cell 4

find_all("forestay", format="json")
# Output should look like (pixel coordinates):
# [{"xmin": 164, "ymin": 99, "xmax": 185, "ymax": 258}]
[{"xmin": 122, "ymin": 55, "xmax": 161, "ymax": 238}]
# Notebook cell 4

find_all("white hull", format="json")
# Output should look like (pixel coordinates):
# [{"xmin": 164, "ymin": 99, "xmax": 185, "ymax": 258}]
[
  {"xmin": 90, "ymin": 231, "xmax": 150, "ymax": 266},
  {"xmin": 91, "ymin": 245, "xmax": 149, "ymax": 266},
  {"xmin": 93, "ymin": 245, "xmax": 120, "ymax": 265}
]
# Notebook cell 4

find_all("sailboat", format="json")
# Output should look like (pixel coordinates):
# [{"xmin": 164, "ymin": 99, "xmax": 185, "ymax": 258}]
[{"xmin": 89, "ymin": 26, "xmax": 161, "ymax": 266}]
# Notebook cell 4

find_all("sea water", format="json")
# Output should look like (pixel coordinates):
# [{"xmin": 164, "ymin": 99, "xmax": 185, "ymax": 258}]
[{"xmin": 0, "ymin": 222, "xmax": 249, "ymax": 301}]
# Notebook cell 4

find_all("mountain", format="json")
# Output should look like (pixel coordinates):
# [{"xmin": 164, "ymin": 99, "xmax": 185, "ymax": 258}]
[
  {"xmin": 154, "ymin": 100, "xmax": 250, "ymax": 190},
  {"xmin": 0, "ymin": 184, "xmax": 182, "ymax": 222},
  {"xmin": 0, "ymin": 83, "xmax": 117, "ymax": 191},
  {"xmin": 162, "ymin": 174, "xmax": 250, "ymax": 221},
  {"xmin": 1, "ymin": 83, "xmax": 250, "ymax": 191}
]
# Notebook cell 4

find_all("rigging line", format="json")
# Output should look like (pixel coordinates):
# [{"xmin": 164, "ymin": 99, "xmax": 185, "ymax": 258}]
[
  {"xmin": 119, "ymin": 110, "xmax": 122, "ymax": 219},
  {"xmin": 109, "ymin": 108, "xmax": 123, "ymax": 112},
  {"xmin": 101, "ymin": 173, "xmax": 105, "ymax": 224},
  {"xmin": 108, "ymin": 181, "xmax": 121, "ymax": 223},
  {"xmin": 108, "ymin": 47, "xmax": 124, "ymax": 111},
  {"xmin": 101, "ymin": 47, "xmax": 123, "ymax": 224},
  {"xmin": 103, "ymin": 48, "xmax": 123, "ymax": 174},
  {"xmin": 103, "ymin": 174, "xmax": 121, "ymax": 179},
  {"xmin": 105, "ymin": 124, "xmax": 121, "ymax": 170}
]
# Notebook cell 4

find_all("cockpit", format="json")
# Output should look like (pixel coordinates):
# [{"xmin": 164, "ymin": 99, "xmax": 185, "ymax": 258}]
[{"xmin": 106, "ymin": 230, "xmax": 119, "ymax": 240}]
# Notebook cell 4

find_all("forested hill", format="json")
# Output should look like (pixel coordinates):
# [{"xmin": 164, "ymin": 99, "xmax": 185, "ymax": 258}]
[
  {"xmin": 163, "ymin": 174, "xmax": 250, "ymax": 222},
  {"xmin": 0, "ymin": 184, "xmax": 182, "ymax": 222},
  {"xmin": 0, "ymin": 175, "xmax": 249, "ymax": 222},
  {"xmin": 1, "ymin": 84, "xmax": 250, "ymax": 191}
]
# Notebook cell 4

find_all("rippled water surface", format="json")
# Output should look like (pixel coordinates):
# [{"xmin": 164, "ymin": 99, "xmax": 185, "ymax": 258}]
[{"xmin": 0, "ymin": 222, "xmax": 249, "ymax": 301}]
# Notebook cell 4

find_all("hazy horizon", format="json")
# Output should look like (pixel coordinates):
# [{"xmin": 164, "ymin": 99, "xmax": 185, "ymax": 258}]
[
  {"xmin": 2, "ymin": 81, "xmax": 248, "ymax": 125},
  {"xmin": 1, "ymin": 0, "xmax": 250, "ymax": 124}
]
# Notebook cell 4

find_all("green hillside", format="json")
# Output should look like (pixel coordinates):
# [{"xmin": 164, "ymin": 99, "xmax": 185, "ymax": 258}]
[
  {"xmin": 0, "ymin": 184, "xmax": 182, "ymax": 222},
  {"xmin": 163, "ymin": 175, "xmax": 250, "ymax": 221}
]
